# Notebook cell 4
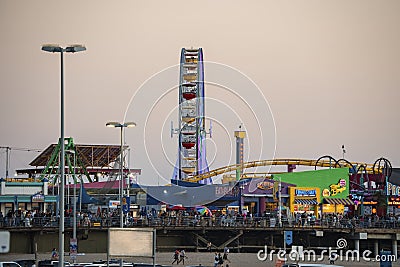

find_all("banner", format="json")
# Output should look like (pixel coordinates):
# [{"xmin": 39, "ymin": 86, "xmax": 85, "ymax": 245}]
[
  {"xmin": 109, "ymin": 200, "xmax": 120, "ymax": 209},
  {"xmin": 70, "ymin": 238, "xmax": 77, "ymax": 255},
  {"xmin": 284, "ymin": 230, "xmax": 293, "ymax": 246},
  {"xmin": 122, "ymin": 196, "xmax": 130, "ymax": 214}
]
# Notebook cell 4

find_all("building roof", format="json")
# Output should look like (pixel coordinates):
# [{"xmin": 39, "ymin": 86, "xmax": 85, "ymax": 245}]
[
  {"xmin": 30, "ymin": 143, "xmax": 125, "ymax": 167},
  {"xmin": 16, "ymin": 167, "xmax": 141, "ymax": 176},
  {"xmin": 66, "ymin": 180, "xmax": 121, "ymax": 189},
  {"xmin": 65, "ymin": 180, "xmax": 143, "ymax": 189}
]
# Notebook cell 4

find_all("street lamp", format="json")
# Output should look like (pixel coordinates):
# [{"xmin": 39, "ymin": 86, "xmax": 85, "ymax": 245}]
[
  {"xmin": 66, "ymin": 149, "xmax": 77, "ymax": 262},
  {"xmin": 106, "ymin": 121, "xmax": 136, "ymax": 228},
  {"xmin": 42, "ymin": 44, "xmax": 86, "ymax": 267}
]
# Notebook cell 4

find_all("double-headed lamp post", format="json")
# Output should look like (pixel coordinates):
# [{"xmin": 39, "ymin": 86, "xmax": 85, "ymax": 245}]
[
  {"xmin": 65, "ymin": 149, "xmax": 77, "ymax": 262},
  {"xmin": 42, "ymin": 44, "xmax": 86, "ymax": 267},
  {"xmin": 106, "ymin": 122, "xmax": 136, "ymax": 228}
]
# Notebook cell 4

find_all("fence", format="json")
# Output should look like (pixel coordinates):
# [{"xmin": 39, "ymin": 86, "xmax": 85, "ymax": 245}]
[{"xmin": 1, "ymin": 215, "xmax": 399, "ymax": 229}]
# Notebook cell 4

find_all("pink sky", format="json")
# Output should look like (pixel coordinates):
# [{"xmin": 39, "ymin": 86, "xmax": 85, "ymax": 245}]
[{"xmin": 0, "ymin": 1, "xmax": 399, "ymax": 185}]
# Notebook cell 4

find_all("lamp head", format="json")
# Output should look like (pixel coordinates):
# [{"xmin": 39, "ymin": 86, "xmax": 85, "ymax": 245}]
[
  {"xmin": 65, "ymin": 45, "xmax": 86, "ymax": 53},
  {"xmin": 124, "ymin": 122, "xmax": 136, "ymax": 128},
  {"xmin": 41, "ymin": 44, "xmax": 86, "ymax": 53},
  {"xmin": 41, "ymin": 44, "xmax": 62, "ymax": 53},
  {"xmin": 106, "ymin": 122, "xmax": 121, "ymax": 128},
  {"xmin": 106, "ymin": 121, "xmax": 137, "ymax": 128}
]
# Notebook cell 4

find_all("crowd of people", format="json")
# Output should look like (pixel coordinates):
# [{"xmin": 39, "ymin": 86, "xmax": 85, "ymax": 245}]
[
  {"xmin": 0, "ymin": 209, "xmax": 103, "ymax": 228},
  {"xmin": 129, "ymin": 209, "xmax": 400, "ymax": 229},
  {"xmin": 1, "ymin": 207, "xmax": 400, "ymax": 229}
]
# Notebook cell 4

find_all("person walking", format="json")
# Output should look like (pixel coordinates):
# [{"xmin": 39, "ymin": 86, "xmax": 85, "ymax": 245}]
[
  {"xmin": 172, "ymin": 249, "xmax": 180, "ymax": 264},
  {"xmin": 223, "ymin": 250, "xmax": 231, "ymax": 265},
  {"xmin": 217, "ymin": 252, "xmax": 224, "ymax": 267},
  {"xmin": 51, "ymin": 248, "xmax": 59, "ymax": 261},
  {"xmin": 177, "ymin": 249, "xmax": 187, "ymax": 264},
  {"xmin": 329, "ymin": 251, "xmax": 337, "ymax": 264},
  {"xmin": 214, "ymin": 252, "xmax": 219, "ymax": 267}
]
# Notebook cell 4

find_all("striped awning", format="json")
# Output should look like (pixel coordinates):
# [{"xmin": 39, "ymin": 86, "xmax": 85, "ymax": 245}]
[
  {"xmin": 324, "ymin": 198, "xmax": 354, "ymax": 205},
  {"xmin": 294, "ymin": 199, "xmax": 319, "ymax": 205}
]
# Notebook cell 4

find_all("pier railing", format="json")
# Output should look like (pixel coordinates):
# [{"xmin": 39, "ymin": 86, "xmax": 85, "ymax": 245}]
[{"xmin": 1, "ymin": 215, "xmax": 399, "ymax": 229}]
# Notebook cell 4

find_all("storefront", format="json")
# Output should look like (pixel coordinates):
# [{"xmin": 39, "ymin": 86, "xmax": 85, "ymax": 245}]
[
  {"xmin": 322, "ymin": 198, "xmax": 354, "ymax": 214},
  {"xmin": 289, "ymin": 187, "xmax": 320, "ymax": 217},
  {"xmin": 241, "ymin": 178, "xmax": 295, "ymax": 216},
  {"xmin": 275, "ymin": 168, "xmax": 353, "ymax": 217},
  {"xmin": 0, "ymin": 178, "xmax": 57, "ymax": 214}
]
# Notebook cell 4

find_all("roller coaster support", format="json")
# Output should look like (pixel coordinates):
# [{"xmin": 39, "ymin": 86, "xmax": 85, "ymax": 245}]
[
  {"xmin": 357, "ymin": 164, "xmax": 368, "ymax": 217},
  {"xmin": 372, "ymin": 158, "xmax": 392, "ymax": 214}
]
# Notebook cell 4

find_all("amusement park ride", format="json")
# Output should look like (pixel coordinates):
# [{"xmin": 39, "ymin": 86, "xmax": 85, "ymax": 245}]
[
  {"xmin": 171, "ymin": 48, "xmax": 212, "ymax": 184},
  {"xmin": 19, "ymin": 137, "xmax": 141, "ymax": 194},
  {"xmin": 186, "ymin": 156, "xmax": 392, "ymax": 183}
]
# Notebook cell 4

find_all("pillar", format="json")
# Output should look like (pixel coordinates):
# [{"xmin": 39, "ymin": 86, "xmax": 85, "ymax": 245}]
[
  {"xmin": 0, "ymin": 178, "xmax": 5, "ymax": 195},
  {"xmin": 392, "ymin": 239, "xmax": 397, "ymax": 260},
  {"xmin": 43, "ymin": 178, "xmax": 49, "ymax": 211},
  {"xmin": 354, "ymin": 239, "xmax": 360, "ymax": 254},
  {"xmin": 259, "ymin": 197, "xmax": 266, "ymax": 215},
  {"xmin": 43, "ymin": 178, "xmax": 49, "ymax": 195},
  {"xmin": 271, "ymin": 233, "xmax": 274, "ymax": 249},
  {"xmin": 374, "ymin": 240, "xmax": 379, "ymax": 257}
]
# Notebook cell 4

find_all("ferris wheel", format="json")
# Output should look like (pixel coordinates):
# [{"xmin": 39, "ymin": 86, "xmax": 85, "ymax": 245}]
[{"xmin": 171, "ymin": 48, "xmax": 211, "ymax": 184}]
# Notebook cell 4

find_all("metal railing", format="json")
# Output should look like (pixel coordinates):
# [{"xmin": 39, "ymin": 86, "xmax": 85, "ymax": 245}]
[{"xmin": 1, "ymin": 215, "xmax": 399, "ymax": 229}]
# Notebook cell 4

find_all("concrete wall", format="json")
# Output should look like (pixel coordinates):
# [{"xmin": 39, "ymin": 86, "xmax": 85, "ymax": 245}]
[
  {"xmin": 9, "ymin": 230, "xmax": 108, "ymax": 254},
  {"xmin": 5, "ymin": 228, "xmax": 400, "ymax": 256}
]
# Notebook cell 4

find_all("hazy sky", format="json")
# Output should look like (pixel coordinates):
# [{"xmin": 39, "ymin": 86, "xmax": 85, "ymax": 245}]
[{"xmin": 1, "ymin": 1, "xmax": 399, "ymax": 185}]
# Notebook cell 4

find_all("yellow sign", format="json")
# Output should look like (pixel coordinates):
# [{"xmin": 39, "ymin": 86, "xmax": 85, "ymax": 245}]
[{"xmin": 328, "ymin": 179, "xmax": 347, "ymax": 197}]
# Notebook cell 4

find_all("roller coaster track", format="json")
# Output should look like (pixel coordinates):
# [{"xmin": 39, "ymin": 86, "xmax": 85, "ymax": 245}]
[{"xmin": 185, "ymin": 158, "xmax": 378, "ymax": 183}]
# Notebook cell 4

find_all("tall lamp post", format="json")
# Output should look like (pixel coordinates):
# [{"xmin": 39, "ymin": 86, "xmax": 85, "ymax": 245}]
[
  {"xmin": 42, "ymin": 44, "xmax": 86, "ymax": 267},
  {"xmin": 106, "ymin": 121, "xmax": 136, "ymax": 228},
  {"xmin": 66, "ymin": 149, "xmax": 77, "ymax": 262}
]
